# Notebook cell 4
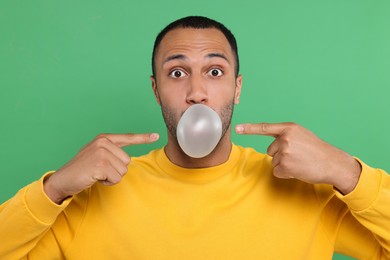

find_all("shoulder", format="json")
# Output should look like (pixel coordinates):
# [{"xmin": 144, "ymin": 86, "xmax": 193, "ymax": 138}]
[
  {"xmin": 129, "ymin": 148, "xmax": 163, "ymax": 171},
  {"xmin": 232, "ymin": 144, "xmax": 273, "ymax": 170},
  {"xmin": 131, "ymin": 148, "xmax": 162, "ymax": 163}
]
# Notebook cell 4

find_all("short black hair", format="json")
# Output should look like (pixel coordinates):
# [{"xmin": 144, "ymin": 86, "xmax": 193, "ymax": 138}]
[{"xmin": 151, "ymin": 16, "xmax": 239, "ymax": 77}]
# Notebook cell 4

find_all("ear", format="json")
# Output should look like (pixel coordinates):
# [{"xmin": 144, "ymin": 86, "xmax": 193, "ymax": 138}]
[
  {"xmin": 150, "ymin": 76, "xmax": 161, "ymax": 105},
  {"xmin": 234, "ymin": 74, "xmax": 243, "ymax": 105}
]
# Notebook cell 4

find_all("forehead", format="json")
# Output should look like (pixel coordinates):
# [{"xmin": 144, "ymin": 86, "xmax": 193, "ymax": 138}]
[{"xmin": 156, "ymin": 28, "xmax": 233, "ymax": 62}]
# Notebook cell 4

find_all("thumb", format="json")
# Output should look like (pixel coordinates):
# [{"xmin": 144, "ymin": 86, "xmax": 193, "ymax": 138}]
[
  {"xmin": 235, "ymin": 123, "xmax": 287, "ymax": 137},
  {"xmin": 101, "ymin": 133, "xmax": 159, "ymax": 148}
]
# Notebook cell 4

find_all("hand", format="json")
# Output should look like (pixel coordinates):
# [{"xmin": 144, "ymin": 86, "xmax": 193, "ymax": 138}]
[
  {"xmin": 44, "ymin": 133, "xmax": 159, "ymax": 204},
  {"xmin": 235, "ymin": 122, "xmax": 361, "ymax": 194}
]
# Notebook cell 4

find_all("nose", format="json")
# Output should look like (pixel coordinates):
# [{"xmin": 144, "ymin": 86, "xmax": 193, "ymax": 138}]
[{"xmin": 186, "ymin": 75, "xmax": 208, "ymax": 104}]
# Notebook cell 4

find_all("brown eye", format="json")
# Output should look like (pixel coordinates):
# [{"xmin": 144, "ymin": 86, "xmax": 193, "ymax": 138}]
[
  {"xmin": 174, "ymin": 71, "xmax": 182, "ymax": 77},
  {"xmin": 208, "ymin": 68, "xmax": 223, "ymax": 77},
  {"xmin": 169, "ymin": 69, "xmax": 186, "ymax": 78}
]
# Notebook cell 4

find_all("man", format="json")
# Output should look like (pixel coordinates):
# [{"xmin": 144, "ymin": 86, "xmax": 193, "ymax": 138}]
[{"xmin": 0, "ymin": 16, "xmax": 389, "ymax": 259}]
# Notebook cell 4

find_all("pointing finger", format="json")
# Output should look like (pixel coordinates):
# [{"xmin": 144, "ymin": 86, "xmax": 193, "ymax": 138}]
[
  {"xmin": 235, "ymin": 123, "xmax": 289, "ymax": 137},
  {"xmin": 99, "ymin": 133, "xmax": 160, "ymax": 148}
]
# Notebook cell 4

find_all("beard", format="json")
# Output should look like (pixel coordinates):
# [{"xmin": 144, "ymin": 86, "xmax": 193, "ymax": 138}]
[{"xmin": 160, "ymin": 100, "xmax": 235, "ymax": 141}]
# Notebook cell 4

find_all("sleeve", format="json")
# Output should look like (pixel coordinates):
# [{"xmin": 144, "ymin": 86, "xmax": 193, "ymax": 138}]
[
  {"xmin": 0, "ymin": 172, "xmax": 73, "ymax": 259},
  {"xmin": 334, "ymin": 159, "xmax": 390, "ymax": 259}
]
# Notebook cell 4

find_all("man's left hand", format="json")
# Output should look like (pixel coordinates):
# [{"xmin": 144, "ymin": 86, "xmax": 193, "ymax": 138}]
[{"xmin": 235, "ymin": 122, "xmax": 361, "ymax": 194}]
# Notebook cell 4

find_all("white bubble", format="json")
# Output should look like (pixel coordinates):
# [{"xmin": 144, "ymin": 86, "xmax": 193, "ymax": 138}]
[{"xmin": 177, "ymin": 104, "xmax": 222, "ymax": 158}]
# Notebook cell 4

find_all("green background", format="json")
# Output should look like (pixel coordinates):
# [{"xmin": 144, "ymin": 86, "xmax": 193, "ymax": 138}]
[{"xmin": 1, "ymin": 1, "xmax": 389, "ymax": 259}]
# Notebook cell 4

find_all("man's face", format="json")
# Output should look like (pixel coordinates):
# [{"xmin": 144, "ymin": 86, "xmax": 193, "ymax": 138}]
[{"xmin": 151, "ymin": 28, "xmax": 242, "ymax": 141}]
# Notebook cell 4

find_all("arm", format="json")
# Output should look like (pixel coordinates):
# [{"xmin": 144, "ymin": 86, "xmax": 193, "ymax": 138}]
[
  {"xmin": 236, "ymin": 122, "xmax": 390, "ymax": 257},
  {"xmin": 0, "ymin": 173, "xmax": 72, "ymax": 259},
  {"xmin": 334, "ymin": 161, "xmax": 390, "ymax": 258},
  {"xmin": 0, "ymin": 133, "xmax": 159, "ymax": 259}
]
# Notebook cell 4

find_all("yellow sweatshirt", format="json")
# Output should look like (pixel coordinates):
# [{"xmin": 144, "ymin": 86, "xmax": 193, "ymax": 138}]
[{"xmin": 0, "ymin": 144, "xmax": 389, "ymax": 259}]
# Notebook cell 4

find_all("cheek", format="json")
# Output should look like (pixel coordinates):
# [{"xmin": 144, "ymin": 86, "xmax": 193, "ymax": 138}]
[
  {"xmin": 157, "ymin": 84, "xmax": 187, "ymax": 115},
  {"xmin": 157, "ymin": 81, "xmax": 185, "ymax": 102},
  {"xmin": 209, "ymin": 82, "xmax": 237, "ymax": 101},
  {"xmin": 159, "ymin": 90, "xmax": 186, "ymax": 109}
]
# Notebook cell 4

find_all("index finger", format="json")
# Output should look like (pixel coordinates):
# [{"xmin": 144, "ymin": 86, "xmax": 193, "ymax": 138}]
[
  {"xmin": 100, "ymin": 133, "xmax": 160, "ymax": 148},
  {"xmin": 235, "ymin": 123, "xmax": 288, "ymax": 137}
]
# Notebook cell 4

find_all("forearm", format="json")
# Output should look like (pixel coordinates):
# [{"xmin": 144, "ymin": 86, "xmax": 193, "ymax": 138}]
[
  {"xmin": 336, "ymin": 160, "xmax": 390, "ymax": 257},
  {"xmin": 0, "ymin": 173, "xmax": 70, "ymax": 259}
]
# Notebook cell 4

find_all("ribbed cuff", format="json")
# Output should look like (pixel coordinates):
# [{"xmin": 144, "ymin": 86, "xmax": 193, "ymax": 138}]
[
  {"xmin": 335, "ymin": 158, "xmax": 382, "ymax": 212},
  {"xmin": 24, "ymin": 172, "xmax": 72, "ymax": 225}
]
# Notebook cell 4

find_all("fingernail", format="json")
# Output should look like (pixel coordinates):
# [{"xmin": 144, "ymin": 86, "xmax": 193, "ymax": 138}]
[
  {"xmin": 235, "ymin": 125, "xmax": 244, "ymax": 133},
  {"xmin": 150, "ymin": 133, "xmax": 159, "ymax": 141}
]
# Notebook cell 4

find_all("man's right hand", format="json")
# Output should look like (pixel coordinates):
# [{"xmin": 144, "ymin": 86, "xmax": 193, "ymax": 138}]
[{"xmin": 43, "ymin": 133, "xmax": 159, "ymax": 204}]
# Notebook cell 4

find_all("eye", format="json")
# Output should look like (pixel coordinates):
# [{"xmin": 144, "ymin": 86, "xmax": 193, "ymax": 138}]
[
  {"xmin": 169, "ymin": 69, "xmax": 186, "ymax": 78},
  {"xmin": 208, "ymin": 68, "xmax": 223, "ymax": 77}
]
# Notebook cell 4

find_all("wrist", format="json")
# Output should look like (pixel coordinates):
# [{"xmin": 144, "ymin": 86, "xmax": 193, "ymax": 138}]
[
  {"xmin": 332, "ymin": 158, "xmax": 362, "ymax": 195},
  {"xmin": 43, "ymin": 173, "xmax": 70, "ymax": 204}
]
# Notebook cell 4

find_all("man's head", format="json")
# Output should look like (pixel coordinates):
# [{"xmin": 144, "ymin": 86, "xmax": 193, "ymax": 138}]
[
  {"xmin": 152, "ymin": 16, "xmax": 239, "ymax": 78},
  {"xmin": 150, "ymin": 16, "xmax": 242, "ymax": 160}
]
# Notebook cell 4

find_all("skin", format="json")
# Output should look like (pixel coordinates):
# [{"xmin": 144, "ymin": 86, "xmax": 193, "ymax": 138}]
[
  {"xmin": 235, "ymin": 123, "xmax": 361, "ymax": 194},
  {"xmin": 151, "ymin": 28, "xmax": 242, "ymax": 168},
  {"xmin": 44, "ymin": 133, "xmax": 159, "ymax": 204},
  {"xmin": 44, "ymin": 27, "xmax": 361, "ymax": 204}
]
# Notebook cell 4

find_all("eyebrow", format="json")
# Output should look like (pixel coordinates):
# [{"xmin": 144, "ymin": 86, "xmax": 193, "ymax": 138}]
[
  {"xmin": 162, "ymin": 52, "xmax": 230, "ymax": 65},
  {"xmin": 206, "ymin": 53, "xmax": 230, "ymax": 63},
  {"xmin": 163, "ymin": 54, "xmax": 187, "ymax": 65}
]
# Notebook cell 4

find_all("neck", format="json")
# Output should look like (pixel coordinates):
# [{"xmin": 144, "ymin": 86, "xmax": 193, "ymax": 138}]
[{"xmin": 164, "ymin": 129, "xmax": 233, "ymax": 168}]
